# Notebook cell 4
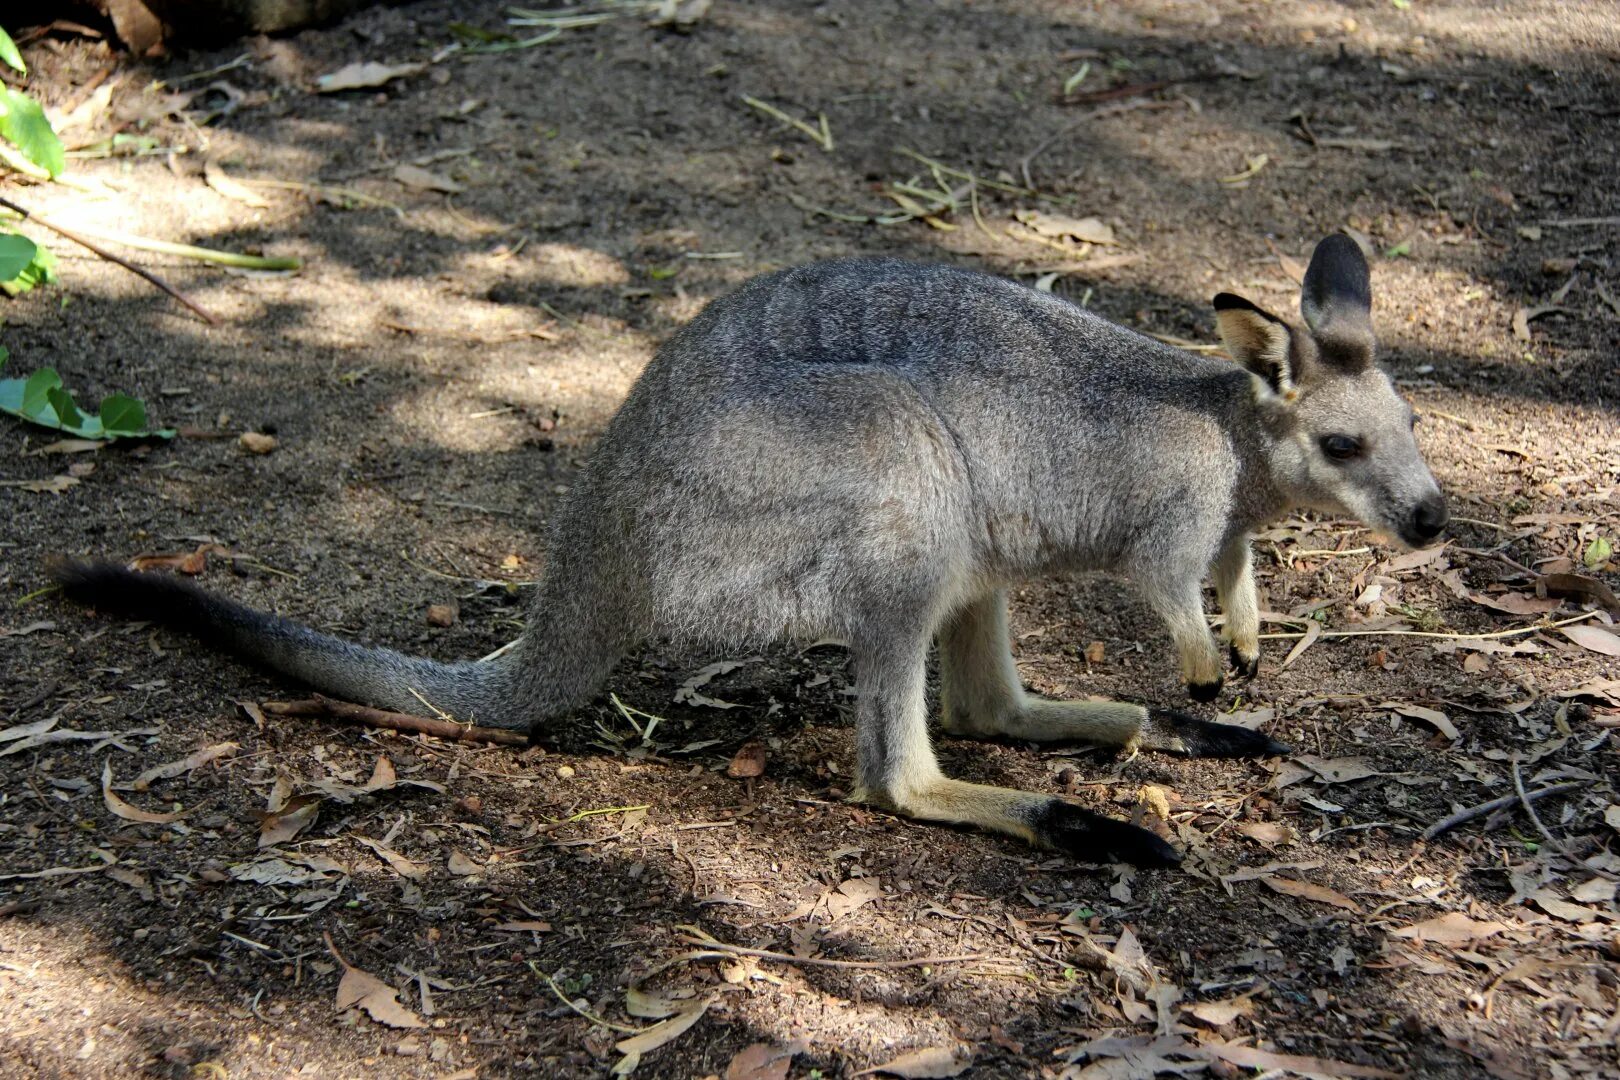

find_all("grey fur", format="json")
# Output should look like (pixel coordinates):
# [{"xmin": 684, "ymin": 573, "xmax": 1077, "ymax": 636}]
[{"xmin": 55, "ymin": 235, "xmax": 1443, "ymax": 866}]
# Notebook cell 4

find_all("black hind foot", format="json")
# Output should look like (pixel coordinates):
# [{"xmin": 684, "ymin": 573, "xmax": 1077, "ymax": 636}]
[
  {"xmin": 1142, "ymin": 708, "xmax": 1290, "ymax": 759},
  {"xmin": 1030, "ymin": 799, "xmax": 1183, "ymax": 868}
]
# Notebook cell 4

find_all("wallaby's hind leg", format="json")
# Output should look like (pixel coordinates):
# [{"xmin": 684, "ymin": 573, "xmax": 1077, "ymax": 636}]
[
  {"xmin": 938, "ymin": 592, "xmax": 1288, "ymax": 758},
  {"xmin": 504, "ymin": 532, "xmax": 648, "ymax": 738},
  {"xmin": 1214, "ymin": 538, "xmax": 1261, "ymax": 679},
  {"xmin": 850, "ymin": 622, "xmax": 1180, "ymax": 867}
]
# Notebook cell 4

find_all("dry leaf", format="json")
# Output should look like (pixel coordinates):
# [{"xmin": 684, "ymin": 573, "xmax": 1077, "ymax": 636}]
[
  {"xmin": 447, "ymin": 849, "xmax": 484, "ymax": 876},
  {"xmin": 1013, "ymin": 209, "xmax": 1116, "ymax": 245},
  {"xmin": 1467, "ymin": 590, "xmax": 1559, "ymax": 616},
  {"xmin": 1384, "ymin": 702, "xmax": 1459, "ymax": 740},
  {"xmin": 492, "ymin": 919, "xmax": 552, "ymax": 933},
  {"xmin": 1536, "ymin": 572, "xmax": 1620, "ymax": 612},
  {"xmin": 1260, "ymin": 875, "xmax": 1361, "ymax": 912},
  {"xmin": 1205, "ymin": 1041, "xmax": 1398, "ymax": 1079},
  {"xmin": 625, "ymin": 987, "xmax": 682, "ymax": 1020},
  {"xmin": 613, "ymin": 995, "xmax": 714, "ymax": 1076},
  {"xmin": 674, "ymin": 658, "xmax": 758, "ymax": 709},
  {"xmin": 1560, "ymin": 624, "xmax": 1620, "ymax": 657},
  {"xmin": 0, "ymin": 621, "xmax": 56, "ymax": 638},
  {"xmin": 35, "ymin": 437, "xmax": 106, "ymax": 454},
  {"xmin": 132, "ymin": 742, "xmax": 238, "ymax": 790},
  {"xmin": 1315, "ymin": 136, "xmax": 1399, "ymax": 152},
  {"xmin": 394, "ymin": 164, "xmax": 464, "ymax": 193},
  {"xmin": 258, "ymin": 793, "xmax": 322, "ymax": 847},
  {"xmin": 0, "ymin": 717, "xmax": 58, "ymax": 742},
  {"xmin": 1512, "ymin": 303, "xmax": 1565, "ymax": 341},
  {"xmin": 130, "ymin": 542, "xmax": 228, "ymax": 575},
  {"xmin": 364, "ymin": 756, "xmax": 398, "ymax": 791},
  {"xmin": 1382, "ymin": 544, "xmax": 1448, "ymax": 573},
  {"xmin": 1275, "ymin": 251, "xmax": 1306, "ymax": 284},
  {"xmin": 335, "ymin": 962, "xmax": 428, "ymax": 1028},
  {"xmin": 856, "ymin": 1044, "xmax": 974, "ymax": 1078},
  {"xmin": 101, "ymin": 761, "xmax": 187, "ymax": 824},
  {"xmin": 725, "ymin": 1041, "xmax": 801, "ymax": 1080},
  {"xmin": 1298, "ymin": 755, "xmax": 1380, "ymax": 784},
  {"xmin": 826, "ymin": 877, "xmax": 883, "ymax": 921},
  {"xmin": 426, "ymin": 603, "xmax": 458, "ymax": 627},
  {"xmin": 1184, "ymin": 996, "xmax": 1254, "ymax": 1029},
  {"xmin": 1530, "ymin": 889, "xmax": 1602, "ymax": 923},
  {"xmin": 239, "ymin": 431, "xmax": 278, "ymax": 454},
  {"xmin": 1280, "ymin": 619, "xmax": 1322, "ymax": 669},
  {"xmin": 353, "ymin": 835, "xmax": 427, "ymax": 879},
  {"xmin": 1391, "ymin": 911, "xmax": 1507, "ymax": 945},
  {"xmin": 0, "ymin": 475, "xmax": 80, "ymax": 493},
  {"xmin": 1219, "ymin": 153, "xmax": 1270, "ymax": 184},
  {"xmin": 1235, "ymin": 821, "xmax": 1294, "ymax": 848},
  {"xmin": 727, "ymin": 740, "xmax": 767, "ymax": 778},
  {"xmin": 203, "ymin": 160, "xmax": 270, "ymax": 207},
  {"xmin": 229, "ymin": 855, "xmax": 342, "ymax": 886},
  {"xmin": 316, "ymin": 60, "xmax": 426, "ymax": 93},
  {"xmin": 1605, "ymin": 804, "xmax": 1620, "ymax": 832},
  {"xmin": 1084, "ymin": 640, "xmax": 1106, "ymax": 663}
]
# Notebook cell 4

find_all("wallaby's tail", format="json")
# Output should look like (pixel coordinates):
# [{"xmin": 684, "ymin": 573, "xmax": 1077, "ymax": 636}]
[{"xmin": 50, "ymin": 560, "xmax": 525, "ymax": 729}]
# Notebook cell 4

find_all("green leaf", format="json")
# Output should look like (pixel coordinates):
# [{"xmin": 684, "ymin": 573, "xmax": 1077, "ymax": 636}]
[
  {"xmin": 1384, "ymin": 240, "xmax": 1412, "ymax": 258},
  {"xmin": 20, "ymin": 366, "xmax": 61, "ymax": 418},
  {"xmin": 46, "ymin": 385, "xmax": 84, "ymax": 430},
  {"xmin": 0, "ymin": 27, "xmax": 24, "ymax": 75},
  {"xmin": 1586, "ymin": 536, "xmax": 1613, "ymax": 569},
  {"xmin": 0, "ymin": 87, "xmax": 65, "ymax": 178},
  {"xmin": 0, "ymin": 231, "xmax": 36, "ymax": 280},
  {"xmin": 99, "ymin": 393, "xmax": 150, "ymax": 435}
]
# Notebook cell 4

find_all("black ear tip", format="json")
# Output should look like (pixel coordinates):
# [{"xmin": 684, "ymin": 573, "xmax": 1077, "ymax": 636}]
[
  {"xmin": 1212, "ymin": 292, "xmax": 1256, "ymax": 313},
  {"xmin": 1319, "ymin": 232, "xmax": 1368, "ymax": 257}
]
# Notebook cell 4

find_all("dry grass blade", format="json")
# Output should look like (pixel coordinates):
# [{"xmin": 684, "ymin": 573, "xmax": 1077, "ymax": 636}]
[{"xmin": 740, "ymin": 95, "xmax": 833, "ymax": 151}]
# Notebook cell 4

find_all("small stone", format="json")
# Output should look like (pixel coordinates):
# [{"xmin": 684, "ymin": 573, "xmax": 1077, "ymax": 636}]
[
  {"xmin": 426, "ymin": 603, "xmax": 458, "ymax": 627},
  {"xmin": 238, "ymin": 431, "xmax": 278, "ymax": 455},
  {"xmin": 555, "ymin": 765, "xmax": 576, "ymax": 779},
  {"xmin": 395, "ymin": 1037, "xmax": 423, "ymax": 1057}
]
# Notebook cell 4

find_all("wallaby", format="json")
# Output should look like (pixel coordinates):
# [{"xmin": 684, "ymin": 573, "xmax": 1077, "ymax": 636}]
[{"xmin": 53, "ymin": 234, "xmax": 1446, "ymax": 868}]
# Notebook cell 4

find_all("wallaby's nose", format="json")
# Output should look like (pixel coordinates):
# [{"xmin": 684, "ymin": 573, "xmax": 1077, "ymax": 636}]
[{"xmin": 1411, "ymin": 494, "xmax": 1449, "ymax": 543}]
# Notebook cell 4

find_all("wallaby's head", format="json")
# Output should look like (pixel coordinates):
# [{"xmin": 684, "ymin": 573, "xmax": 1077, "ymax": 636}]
[{"xmin": 1213, "ymin": 234, "xmax": 1447, "ymax": 548}]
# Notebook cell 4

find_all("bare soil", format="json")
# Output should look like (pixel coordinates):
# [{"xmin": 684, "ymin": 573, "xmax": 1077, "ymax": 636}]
[{"xmin": 2, "ymin": 2, "xmax": 1618, "ymax": 1078}]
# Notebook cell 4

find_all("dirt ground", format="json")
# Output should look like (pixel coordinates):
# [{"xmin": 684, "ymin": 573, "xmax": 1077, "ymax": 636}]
[{"xmin": 2, "ymin": 2, "xmax": 1619, "ymax": 1077}]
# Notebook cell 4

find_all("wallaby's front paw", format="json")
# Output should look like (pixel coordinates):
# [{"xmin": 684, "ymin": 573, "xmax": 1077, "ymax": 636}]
[
  {"xmin": 1031, "ymin": 799, "xmax": 1182, "ymax": 868},
  {"xmin": 1148, "ymin": 708, "xmax": 1290, "ymax": 758},
  {"xmin": 1227, "ymin": 644, "xmax": 1260, "ymax": 681},
  {"xmin": 1186, "ymin": 677, "xmax": 1224, "ymax": 703}
]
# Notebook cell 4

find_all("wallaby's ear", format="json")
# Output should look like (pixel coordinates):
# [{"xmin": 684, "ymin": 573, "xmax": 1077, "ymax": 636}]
[
  {"xmin": 1299, "ymin": 234, "xmax": 1375, "ymax": 369},
  {"xmin": 1213, "ymin": 292, "xmax": 1297, "ymax": 401}
]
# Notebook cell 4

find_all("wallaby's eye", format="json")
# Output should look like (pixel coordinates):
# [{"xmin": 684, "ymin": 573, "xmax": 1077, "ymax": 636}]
[{"xmin": 1320, "ymin": 434, "xmax": 1364, "ymax": 461}]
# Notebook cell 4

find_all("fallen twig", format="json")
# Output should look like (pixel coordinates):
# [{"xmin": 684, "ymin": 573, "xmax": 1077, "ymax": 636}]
[
  {"xmin": 674, "ymin": 925, "xmax": 983, "ymax": 970},
  {"xmin": 261, "ymin": 694, "xmax": 528, "ymax": 746},
  {"xmin": 1257, "ymin": 608, "xmax": 1600, "ymax": 643},
  {"xmin": 1058, "ymin": 72, "xmax": 1223, "ymax": 105},
  {"xmin": 1420, "ymin": 780, "xmax": 1590, "ymax": 841},
  {"xmin": 1511, "ymin": 755, "xmax": 1560, "ymax": 846},
  {"xmin": 0, "ymin": 195, "xmax": 217, "ymax": 323}
]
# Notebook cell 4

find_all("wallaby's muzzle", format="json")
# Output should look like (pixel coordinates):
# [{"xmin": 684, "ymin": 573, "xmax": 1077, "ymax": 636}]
[{"xmin": 1402, "ymin": 491, "xmax": 1450, "ymax": 547}]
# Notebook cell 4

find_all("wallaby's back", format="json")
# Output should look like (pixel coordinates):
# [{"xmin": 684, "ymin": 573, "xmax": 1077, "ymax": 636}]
[{"xmin": 54, "ymin": 258, "xmax": 1251, "ymax": 729}]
